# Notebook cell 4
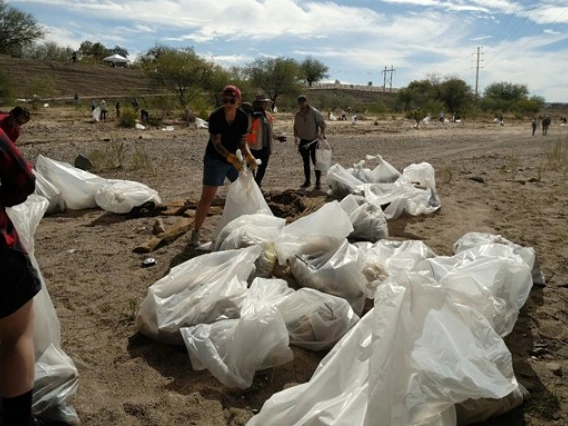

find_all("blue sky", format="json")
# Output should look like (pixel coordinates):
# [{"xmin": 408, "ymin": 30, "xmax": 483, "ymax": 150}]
[{"xmin": 10, "ymin": 0, "xmax": 568, "ymax": 101}]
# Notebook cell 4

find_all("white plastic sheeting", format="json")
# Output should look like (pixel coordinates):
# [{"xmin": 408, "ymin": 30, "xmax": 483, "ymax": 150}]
[
  {"xmin": 276, "ymin": 288, "xmax": 360, "ymax": 351},
  {"xmin": 34, "ymin": 170, "xmax": 65, "ymax": 214},
  {"xmin": 340, "ymin": 195, "xmax": 388, "ymax": 242},
  {"xmin": 7, "ymin": 195, "xmax": 79, "ymax": 424},
  {"xmin": 34, "ymin": 155, "xmax": 161, "ymax": 214},
  {"xmin": 94, "ymin": 179, "xmax": 161, "ymax": 214},
  {"xmin": 274, "ymin": 201, "xmax": 353, "ymax": 265},
  {"xmin": 213, "ymin": 171, "xmax": 273, "ymax": 240},
  {"xmin": 35, "ymin": 155, "xmax": 105, "ymax": 210},
  {"xmin": 348, "ymin": 155, "xmax": 401, "ymax": 184},
  {"xmin": 181, "ymin": 278, "xmax": 293, "ymax": 388},
  {"xmin": 195, "ymin": 117, "xmax": 209, "ymax": 129},
  {"xmin": 136, "ymin": 246, "xmax": 262, "ymax": 345},
  {"xmin": 290, "ymin": 239, "xmax": 367, "ymax": 315}
]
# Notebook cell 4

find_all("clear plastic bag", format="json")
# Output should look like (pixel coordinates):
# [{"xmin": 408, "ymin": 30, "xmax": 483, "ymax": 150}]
[
  {"xmin": 290, "ymin": 239, "xmax": 366, "ymax": 315},
  {"xmin": 181, "ymin": 278, "xmax": 293, "ymax": 388},
  {"xmin": 136, "ymin": 246, "xmax": 262, "ymax": 345},
  {"xmin": 34, "ymin": 170, "xmax": 65, "ymax": 215},
  {"xmin": 213, "ymin": 171, "xmax": 273, "ymax": 240},
  {"xmin": 315, "ymin": 139, "xmax": 332, "ymax": 172},
  {"xmin": 7, "ymin": 195, "xmax": 79, "ymax": 424},
  {"xmin": 274, "ymin": 201, "xmax": 353, "ymax": 265},
  {"xmin": 340, "ymin": 195, "xmax": 388, "ymax": 242},
  {"xmin": 326, "ymin": 164, "xmax": 365, "ymax": 198},
  {"xmin": 276, "ymin": 288, "xmax": 360, "ymax": 351}
]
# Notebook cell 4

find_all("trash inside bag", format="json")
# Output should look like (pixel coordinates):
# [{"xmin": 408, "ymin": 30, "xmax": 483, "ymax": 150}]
[
  {"xmin": 340, "ymin": 194, "xmax": 388, "ymax": 242},
  {"xmin": 274, "ymin": 201, "xmax": 353, "ymax": 265},
  {"xmin": 136, "ymin": 246, "xmax": 262, "ymax": 345},
  {"xmin": 94, "ymin": 179, "xmax": 162, "ymax": 214},
  {"xmin": 326, "ymin": 164, "xmax": 364, "ymax": 198},
  {"xmin": 181, "ymin": 278, "xmax": 293, "ymax": 388},
  {"xmin": 276, "ymin": 288, "xmax": 360, "ymax": 351},
  {"xmin": 290, "ymin": 239, "xmax": 366, "ymax": 315}
]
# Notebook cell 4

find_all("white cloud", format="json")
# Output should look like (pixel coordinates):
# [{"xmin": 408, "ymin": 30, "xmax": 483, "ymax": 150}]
[{"xmin": 544, "ymin": 29, "xmax": 561, "ymax": 35}]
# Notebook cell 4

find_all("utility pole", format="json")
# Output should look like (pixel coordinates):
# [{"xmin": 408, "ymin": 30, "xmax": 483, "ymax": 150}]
[
  {"xmin": 474, "ymin": 47, "xmax": 483, "ymax": 98},
  {"xmin": 382, "ymin": 66, "xmax": 396, "ymax": 92}
]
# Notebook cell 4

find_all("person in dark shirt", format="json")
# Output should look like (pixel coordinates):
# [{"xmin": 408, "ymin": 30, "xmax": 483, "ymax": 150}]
[
  {"xmin": 0, "ymin": 107, "xmax": 30, "ymax": 144},
  {"xmin": 0, "ymin": 128, "xmax": 64, "ymax": 426},
  {"xmin": 188, "ymin": 85, "xmax": 256, "ymax": 248}
]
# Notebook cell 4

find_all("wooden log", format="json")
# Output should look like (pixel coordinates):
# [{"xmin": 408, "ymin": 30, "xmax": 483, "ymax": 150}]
[{"xmin": 133, "ymin": 218, "xmax": 194, "ymax": 253}]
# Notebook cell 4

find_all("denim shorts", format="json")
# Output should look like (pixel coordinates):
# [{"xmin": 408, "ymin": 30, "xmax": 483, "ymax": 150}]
[
  {"xmin": 0, "ymin": 250, "xmax": 42, "ymax": 319},
  {"xmin": 203, "ymin": 154, "xmax": 239, "ymax": 187}
]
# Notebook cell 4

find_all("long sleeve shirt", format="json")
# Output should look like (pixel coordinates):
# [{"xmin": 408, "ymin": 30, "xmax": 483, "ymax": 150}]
[
  {"xmin": 0, "ymin": 128, "xmax": 36, "ymax": 252},
  {"xmin": 293, "ymin": 106, "xmax": 326, "ymax": 141}
]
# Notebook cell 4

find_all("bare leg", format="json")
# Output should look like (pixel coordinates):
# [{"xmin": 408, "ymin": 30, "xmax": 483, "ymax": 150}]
[
  {"xmin": 194, "ymin": 185, "xmax": 218, "ymax": 232},
  {"xmin": 0, "ymin": 299, "xmax": 35, "ymax": 398}
]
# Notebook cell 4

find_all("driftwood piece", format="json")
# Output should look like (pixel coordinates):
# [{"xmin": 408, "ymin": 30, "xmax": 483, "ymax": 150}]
[{"xmin": 133, "ymin": 218, "xmax": 193, "ymax": 253}]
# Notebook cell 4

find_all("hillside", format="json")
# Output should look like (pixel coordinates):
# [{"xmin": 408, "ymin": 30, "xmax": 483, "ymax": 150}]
[{"xmin": 0, "ymin": 56, "xmax": 156, "ymax": 101}]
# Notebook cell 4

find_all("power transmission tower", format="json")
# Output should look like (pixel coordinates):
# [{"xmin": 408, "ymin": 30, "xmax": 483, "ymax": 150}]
[
  {"xmin": 474, "ymin": 47, "xmax": 484, "ymax": 98},
  {"xmin": 382, "ymin": 66, "xmax": 396, "ymax": 92}
]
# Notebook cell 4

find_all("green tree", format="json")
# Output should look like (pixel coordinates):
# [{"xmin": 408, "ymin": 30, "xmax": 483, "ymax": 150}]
[
  {"xmin": 139, "ymin": 46, "xmax": 215, "ymax": 108},
  {"xmin": 110, "ymin": 45, "xmax": 128, "ymax": 58},
  {"xmin": 78, "ymin": 40, "xmax": 110, "ymax": 62},
  {"xmin": 437, "ymin": 78, "xmax": 474, "ymax": 115},
  {"xmin": 483, "ymin": 82, "xmax": 529, "ymax": 102},
  {"xmin": 299, "ymin": 57, "xmax": 329, "ymax": 87},
  {"xmin": 0, "ymin": 0, "xmax": 44, "ymax": 56},
  {"xmin": 21, "ymin": 41, "xmax": 74, "ymax": 61},
  {"xmin": 247, "ymin": 57, "xmax": 301, "ymax": 109}
]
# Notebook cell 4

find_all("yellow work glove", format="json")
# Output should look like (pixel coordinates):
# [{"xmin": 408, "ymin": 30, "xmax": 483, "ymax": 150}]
[
  {"xmin": 227, "ymin": 153, "xmax": 244, "ymax": 171},
  {"xmin": 245, "ymin": 153, "xmax": 258, "ymax": 171}
]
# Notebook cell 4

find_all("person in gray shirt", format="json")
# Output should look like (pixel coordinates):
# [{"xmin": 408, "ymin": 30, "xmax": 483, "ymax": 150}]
[{"xmin": 293, "ymin": 95, "xmax": 326, "ymax": 189}]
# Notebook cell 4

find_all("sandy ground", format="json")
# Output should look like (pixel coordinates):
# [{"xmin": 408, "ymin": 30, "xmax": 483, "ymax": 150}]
[{"xmin": 12, "ymin": 107, "xmax": 568, "ymax": 426}]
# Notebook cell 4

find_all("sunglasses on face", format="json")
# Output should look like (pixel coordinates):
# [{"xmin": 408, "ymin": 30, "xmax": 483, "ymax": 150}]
[{"xmin": 223, "ymin": 98, "xmax": 237, "ymax": 104}]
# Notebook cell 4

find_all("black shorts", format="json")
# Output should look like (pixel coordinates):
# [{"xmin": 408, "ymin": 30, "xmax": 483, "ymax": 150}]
[{"xmin": 0, "ymin": 250, "xmax": 42, "ymax": 319}]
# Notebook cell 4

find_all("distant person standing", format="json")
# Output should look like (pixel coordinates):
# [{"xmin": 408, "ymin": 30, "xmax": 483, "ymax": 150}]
[
  {"xmin": 90, "ymin": 99, "xmax": 96, "ymax": 112},
  {"xmin": 293, "ymin": 95, "xmax": 326, "ymax": 190},
  {"xmin": 246, "ymin": 93, "xmax": 286, "ymax": 188},
  {"xmin": 0, "ymin": 107, "xmax": 30, "ymax": 144},
  {"xmin": 100, "ymin": 100, "xmax": 107, "ymax": 121},
  {"xmin": 132, "ymin": 98, "xmax": 139, "ymax": 112},
  {"xmin": 73, "ymin": 93, "xmax": 79, "ymax": 108},
  {"xmin": 531, "ymin": 118, "xmax": 537, "ymax": 136},
  {"xmin": 115, "ymin": 101, "xmax": 121, "ymax": 119},
  {"xmin": 542, "ymin": 116, "xmax": 551, "ymax": 135}
]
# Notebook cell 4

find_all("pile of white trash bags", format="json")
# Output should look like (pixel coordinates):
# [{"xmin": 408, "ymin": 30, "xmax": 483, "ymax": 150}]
[
  {"xmin": 33, "ymin": 155, "xmax": 161, "ymax": 215},
  {"xmin": 5, "ymin": 195, "xmax": 79, "ymax": 424},
  {"xmin": 327, "ymin": 154, "xmax": 441, "ymax": 219},
  {"xmin": 136, "ymin": 169, "xmax": 543, "ymax": 425}
]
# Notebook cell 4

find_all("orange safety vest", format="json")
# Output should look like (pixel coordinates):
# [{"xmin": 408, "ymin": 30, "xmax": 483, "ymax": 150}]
[{"xmin": 246, "ymin": 112, "xmax": 274, "ymax": 145}]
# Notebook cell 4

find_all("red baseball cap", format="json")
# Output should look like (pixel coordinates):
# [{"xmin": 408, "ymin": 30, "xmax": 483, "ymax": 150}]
[{"xmin": 222, "ymin": 85, "xmax": 241, "ymax": 100}]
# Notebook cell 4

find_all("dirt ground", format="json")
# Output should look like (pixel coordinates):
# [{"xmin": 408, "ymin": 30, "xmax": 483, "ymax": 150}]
[{"xmin": 13, "ymin": 107, "xmax": 568, "ymax": 426}]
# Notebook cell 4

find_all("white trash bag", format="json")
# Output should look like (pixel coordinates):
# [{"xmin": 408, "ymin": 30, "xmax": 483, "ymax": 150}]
[
  {"xmin": 35, "ymin": 155, "xmax": 106, "ymax": 210},
  {"xmin": 181, "ymin": 278, "xmax": 293, "ymax": 388},
  {"xmin": 290, "ymin": 239, "xmax": 366, "ymax": 315},
  {"xmin": 315, "ymin": 139, "xmax": 332, "ymax": 172},
  {"xmin": 136, "ymin": 246, "xmax": 262, "ymax": 345},
  {"xmin": 326, "ymin": 164, "xmax": 365, "ymax": 198},
  {"xmin": 340, "ymin": 194, "xmax": 388, "ymax": 242},
  {"xmin": 34, "ymin": 170, "xmax": 65, "ymax": 215},
  {"xmin": 276, "ymin": 288, "xmax": 360, "ymax": 351},
  {"xmin": 274, "ymin": 201, "xmax": 353, "ymax": 265},
  {"xmin": 214, "ymin": 214, "xmax": 286, "ymax": 278},
  {"xmin": 453, "ymin": 232, "xmax": 545, "ymax": 286},
  {"xmin": 7, "ymin": 195, "xmax": 79, "ymax": 424},
  {"xmin": 213, "ymin": 171, "xmax": 272, "ymax": 240},
  {"xmin": 94, "ymin": 179, "xmax": 161, "ymax": 214}
]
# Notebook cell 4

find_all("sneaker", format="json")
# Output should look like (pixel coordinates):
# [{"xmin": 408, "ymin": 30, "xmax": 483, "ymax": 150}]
[
  {"xmin": 300, "ymin": 181, "xmax": 311, "ymax": 188},
  {"xmin": 188, "ymin": 229, "xmax": 200, "ymax": 248},
  {"xmin": 314, "ymin": 181, "xmax": 322, "ymax": 190}
]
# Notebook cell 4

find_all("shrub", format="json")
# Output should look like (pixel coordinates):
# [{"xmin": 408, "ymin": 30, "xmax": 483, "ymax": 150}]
[{"xmin": 118, "ymin": 107, "xmax": 137, "ymax": 128}]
